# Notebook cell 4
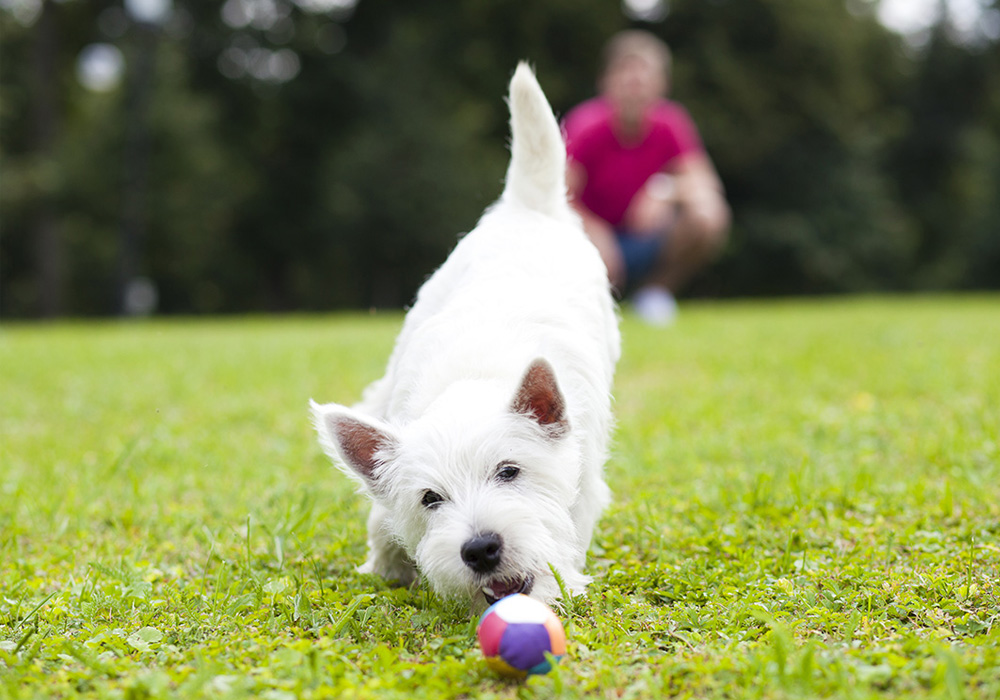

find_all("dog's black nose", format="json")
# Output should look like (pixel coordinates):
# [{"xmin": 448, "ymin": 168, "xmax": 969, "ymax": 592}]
[{"xmin": 461, "ymin": 532, "xmax": 503, "ymax": 574}]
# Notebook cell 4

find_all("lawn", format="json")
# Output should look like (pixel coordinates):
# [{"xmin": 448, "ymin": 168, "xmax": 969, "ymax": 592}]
[{"xmin": 1, "ymin": 296, "xmax": 998, "ymax": 699}]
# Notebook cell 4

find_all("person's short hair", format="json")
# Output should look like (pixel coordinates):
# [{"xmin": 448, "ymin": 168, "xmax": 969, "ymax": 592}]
[{"xmin": 601, "ymin": 30, "xmax": 672, "ymax": 77}]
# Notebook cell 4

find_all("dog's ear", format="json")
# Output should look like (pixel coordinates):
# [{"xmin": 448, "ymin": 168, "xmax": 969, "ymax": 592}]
[
  {"xmin": 511, "ymin": 358, "xmax": 569, "ymax": 438},
  {"xmin": 310, "ymin": 401, "xmax": 398, "ymax": 489}
]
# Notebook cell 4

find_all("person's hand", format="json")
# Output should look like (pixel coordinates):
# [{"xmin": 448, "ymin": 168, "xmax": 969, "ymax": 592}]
[{"xmin": 623, "ymin": 173, "xmax": 677, "ymax": 236}]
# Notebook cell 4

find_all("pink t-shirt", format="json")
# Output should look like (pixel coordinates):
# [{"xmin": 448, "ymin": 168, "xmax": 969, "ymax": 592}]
[{"xmin": 563, "ymin": 97, "xmax": 703, "ymax": 227}]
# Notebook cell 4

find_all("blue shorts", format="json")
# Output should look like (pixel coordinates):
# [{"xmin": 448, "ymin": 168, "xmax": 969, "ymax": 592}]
[{"xmin": 616, "ymin": 229, "xmax": 667, "ymax": 291}]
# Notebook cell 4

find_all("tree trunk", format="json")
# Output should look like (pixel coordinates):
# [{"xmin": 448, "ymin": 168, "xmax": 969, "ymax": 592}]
[{"xmin": 32, "ymin": 0, "xmax": 63, "ymax": 317}]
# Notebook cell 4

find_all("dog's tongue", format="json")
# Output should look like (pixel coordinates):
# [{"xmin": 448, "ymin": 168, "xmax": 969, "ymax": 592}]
[
  {"xmin": 484, "ymin": 577, "xmax": 532, "ymax": 605},
  {"xmin": 491, "ymin": 580, "xmax": 523, "ymax": 598}
]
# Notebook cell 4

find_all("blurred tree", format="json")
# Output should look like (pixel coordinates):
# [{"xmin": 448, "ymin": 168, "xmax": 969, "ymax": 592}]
[
  {"xmin": 0, "ymin": 0, "xmax": 997, "ymax": 317},
  {"xmin": 29, "ymin": 0, "xmax": 63, "ymax": 316},
  {"xmin": 313, "ymin": 0, "xmax": 626, "ymax": 308},
  {"xmin": 176, "ymin": 1, "xmax": 359, "ymax": 311},
  {"xmin": 2, "ymin": 1, "xmax": 252, "ymax": 315},
  {"xmin": 969, "ymin": 0, "xmax": 1000, "ymax": 287},
  {"xmin": 888, "ymin": 9, "xmax": 1000, "ymax": 289},
  {"xmin": 1, "ymin": 0, "xmax": 85, "ymax": 316},
  {"xmin": 656, "ymin": 0, "xmax": 920, "ymax": 295}
]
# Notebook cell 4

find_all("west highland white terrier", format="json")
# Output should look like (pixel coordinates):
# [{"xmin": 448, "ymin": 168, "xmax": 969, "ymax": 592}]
[{"xmin": 311, "ymin": 64, "xmax": 620, "ymax": 608}]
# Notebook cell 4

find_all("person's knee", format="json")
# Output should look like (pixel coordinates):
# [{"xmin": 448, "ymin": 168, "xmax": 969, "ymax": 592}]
[
  {"xmin": 604, "ymin": 251, "xmax": 626, "ymax": 291},
  {"xmin": 700, "ymin": 209, "xmax": 729, "ymax": 254},
  {"xmin": 582, "ymin": 219, "xmax": 626, "ymax": 289},
  {"xmin": 681, "ymin": 201, "xmax": 729, "ymax": 256}
]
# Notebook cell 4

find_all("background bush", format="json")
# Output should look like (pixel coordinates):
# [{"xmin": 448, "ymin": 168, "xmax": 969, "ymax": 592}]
[{"xmin": 2, "ymin": 0, "xmax": 998, "ymax": 316}]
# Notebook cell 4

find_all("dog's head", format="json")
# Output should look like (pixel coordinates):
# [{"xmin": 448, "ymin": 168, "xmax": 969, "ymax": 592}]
[{"xmin": 312, "ymin": 358, "xmax": 584, "ymax": 605}]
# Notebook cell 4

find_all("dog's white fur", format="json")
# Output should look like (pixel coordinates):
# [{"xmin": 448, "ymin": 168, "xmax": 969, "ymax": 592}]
[{"xmin": 311, "ymin": 64, "xmax": 620, "ymax": 607}]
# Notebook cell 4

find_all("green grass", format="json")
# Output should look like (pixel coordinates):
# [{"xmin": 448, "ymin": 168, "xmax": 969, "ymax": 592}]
[{"xmin": 1, "ymin": 296, "xmax": 998, "ymax": 699}]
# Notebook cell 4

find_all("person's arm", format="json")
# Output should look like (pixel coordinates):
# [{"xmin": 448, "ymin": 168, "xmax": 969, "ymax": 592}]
[
  {"xmin": 566, "ymin": 160, "xmax": 587, "ymax": 209},
  {"xmin": 669, "ymin": 152, "xmax": 724, "ymax": 195},
  {"xmin": 566, "ymin": 160, "xmax": 626, "ymax": 288},
  {"xmin": 668, "ymin": 152, "xmax": 731, "ymax": 236}
]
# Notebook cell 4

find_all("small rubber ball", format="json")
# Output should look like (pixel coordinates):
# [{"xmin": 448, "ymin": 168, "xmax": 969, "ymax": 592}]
[{"xmin": 476, "ymin": 594, "xmax": 566, "ymax": 678}]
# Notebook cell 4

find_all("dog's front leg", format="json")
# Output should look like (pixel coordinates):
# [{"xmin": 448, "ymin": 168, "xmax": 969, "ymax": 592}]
[{"xmin": 357, "ymin": 502, "xmax": 418, "ymax": 586}]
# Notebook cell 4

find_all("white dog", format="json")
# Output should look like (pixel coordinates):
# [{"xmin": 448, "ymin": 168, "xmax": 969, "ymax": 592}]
[{"xmin": 311, "ymin": 64, "xmax": 620, "ymax": 608}]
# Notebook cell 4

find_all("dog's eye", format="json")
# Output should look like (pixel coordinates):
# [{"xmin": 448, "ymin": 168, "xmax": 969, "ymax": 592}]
[
  {"xmin": 496, "ymin": 463, "xmax": 521, "ymax": 483},
  {"xmin": 421, "ymin": 490, "xmax": 445, "ymax": 509}
]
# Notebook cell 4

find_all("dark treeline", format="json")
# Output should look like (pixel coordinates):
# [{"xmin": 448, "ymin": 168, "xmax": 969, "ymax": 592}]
[{"xmin": 2, "ymin": 0, "xmax": 998, "ymax": 317}]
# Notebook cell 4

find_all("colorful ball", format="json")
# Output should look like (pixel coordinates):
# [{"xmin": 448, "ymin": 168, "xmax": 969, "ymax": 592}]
[{"xmin": 476, "ymin": 594, "xmax": 566, "ymax": 678}]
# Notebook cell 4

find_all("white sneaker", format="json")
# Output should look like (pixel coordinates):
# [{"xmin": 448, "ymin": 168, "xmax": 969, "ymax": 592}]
[{"xmin": 632, "ymin": 286, "xmax": 678, "ymax": 326}]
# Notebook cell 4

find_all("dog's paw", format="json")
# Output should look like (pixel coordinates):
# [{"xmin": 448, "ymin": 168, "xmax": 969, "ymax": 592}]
[{"xmin": 359, "ymin": 551, "xmax": 418, "ymax": 587}]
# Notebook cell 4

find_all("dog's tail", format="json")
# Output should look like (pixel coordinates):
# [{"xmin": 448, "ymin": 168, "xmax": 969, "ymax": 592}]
[{"xmin": 502, "ymin": 63, "xmax": 568, "ymax": 217}]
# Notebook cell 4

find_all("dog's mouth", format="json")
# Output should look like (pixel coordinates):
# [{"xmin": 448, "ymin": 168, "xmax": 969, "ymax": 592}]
[{"xmin": 482, "ymin": 575, "xmax": 534, "ymax": 606}]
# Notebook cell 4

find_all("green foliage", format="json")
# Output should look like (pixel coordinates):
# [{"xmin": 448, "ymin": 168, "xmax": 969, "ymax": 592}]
[
  {"xmin": 1, "ymin": 297, "xmax": 998, "ymax": 698},
  {"xmin": 663, "ymin": 0, "xmax": 916, "ymax": 295},
  {"xmin": 888, "ymin": 20, "xmax": 1000, "ymax": 290},
  {"xmin": 1, "ymin": 1, "xmax": 999, "ymax": 316}
]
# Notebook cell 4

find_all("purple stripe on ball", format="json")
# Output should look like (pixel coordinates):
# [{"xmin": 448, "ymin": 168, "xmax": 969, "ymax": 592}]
[{"xmin": 498, "ymin": 622, "xmax": 552, "ymax": 671}]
